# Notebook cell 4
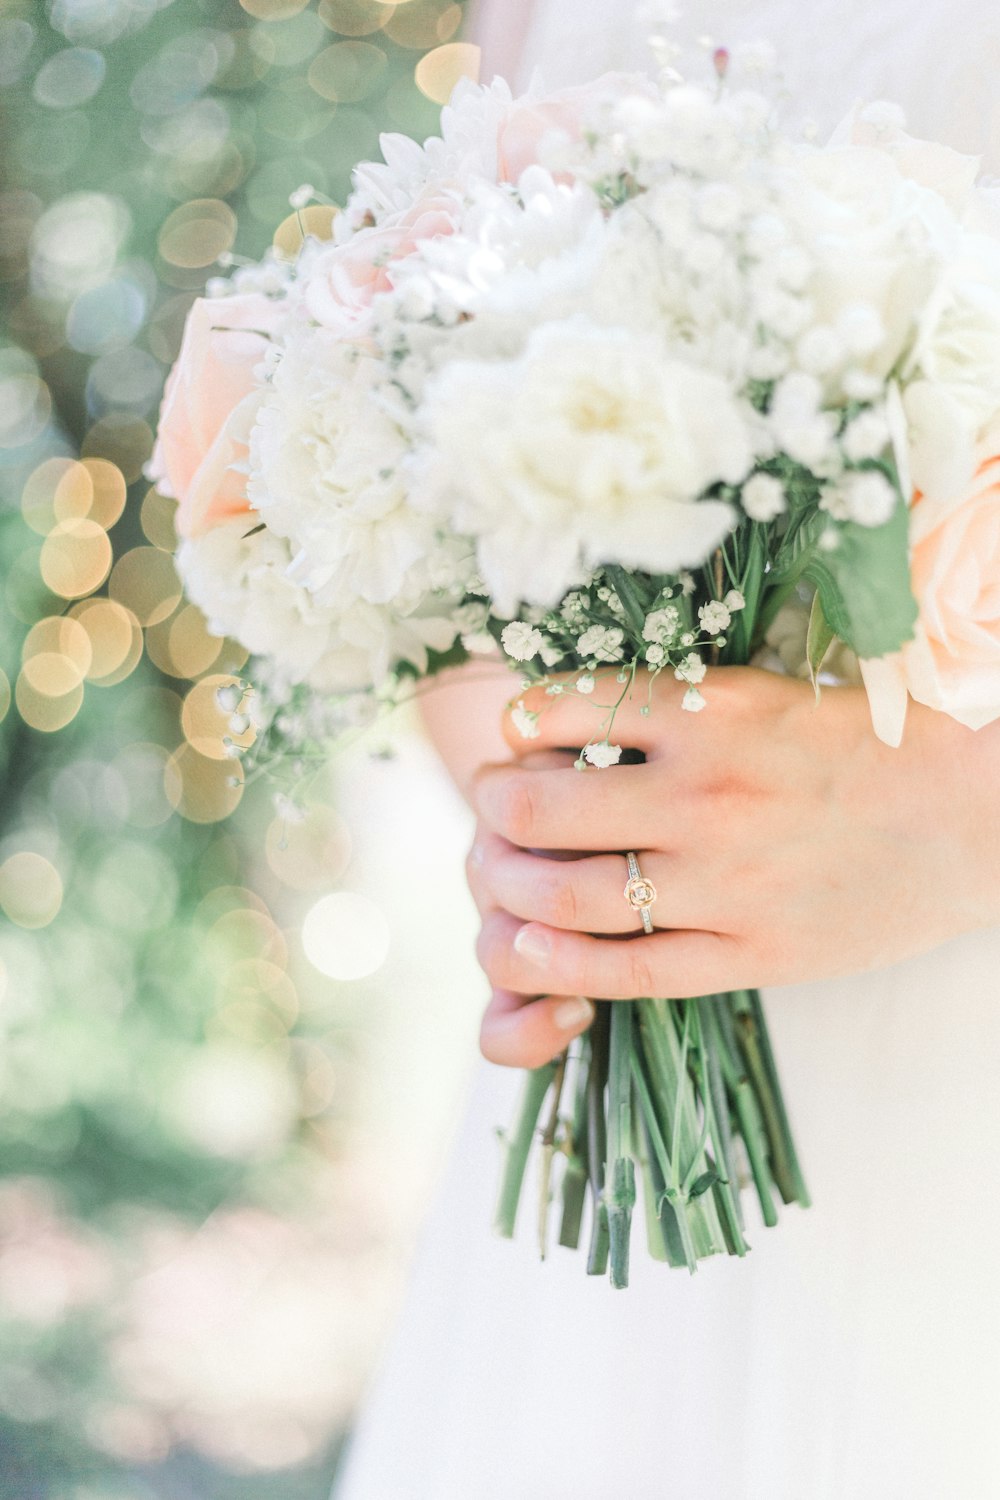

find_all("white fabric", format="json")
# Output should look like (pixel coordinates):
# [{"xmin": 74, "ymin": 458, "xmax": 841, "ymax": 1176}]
[{"xmin": 334, "ymin": 4, "xmax": 1000, "ymax": 1496}]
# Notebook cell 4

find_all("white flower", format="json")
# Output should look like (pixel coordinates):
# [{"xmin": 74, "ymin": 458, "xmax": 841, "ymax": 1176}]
[
  {"xmin": 583, "ymin": 740, "xmax": 623, "ymax": 768},
  {"xmin": 682, "ymin": 686, "xmax": 707, "ymax": 711},
  {"xmin": 576, "ymin": 673, "xmax": 595, "ymax": 694},
  {"xmin": 420, "ymin": 318, "xmax": 746, "ymax": 611},
  {"xmin": 510, "ymin": 702, "xmax": 541, "ymax": 739},
  {"xmin": 842, "ymin": 409, "xmax": 891, "ymax": 461},
  {"xmin": 643, "ymin": 606, "xmax": 680, "ymax": 642},
  {"xmin": 675, "ymin": 651, "xmax": 707, "ymax": 684},
  {"xmin": 742, "ymin": 472, "xmax": 786, "ymax": 522},
  {"xmin": 646, "ymin": 643, "xmax": 666, "ymax": 664},
  {"xmin": 501, "ymin": 621, "xmax": 544, "ymax": 660},
  {"xmin": 723, "ymin": 589, "xmax": 746, "ymax": 611},
  {"xmin": 768, "ymin": 372, "xmax": 838, "ymax": 468},
  {"xmin": 577, "ymin": 624, "xmax": 625, "ymax": 661},
  {"xmin": 248, "ymin": 335, "xmax": 440, "ymax": 612},
  {"xmin": 699, "ymin": 600, "xmax": 732, "ymax": 635},
  {"xmin": 824, "ymin": 470, "xmax": 898, "ymax": 526}
]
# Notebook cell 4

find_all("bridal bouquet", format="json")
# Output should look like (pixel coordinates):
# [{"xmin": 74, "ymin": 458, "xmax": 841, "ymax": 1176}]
[{"xmin": 151, "ymin": 50, "xmax": 1000, "ymax": 1287}]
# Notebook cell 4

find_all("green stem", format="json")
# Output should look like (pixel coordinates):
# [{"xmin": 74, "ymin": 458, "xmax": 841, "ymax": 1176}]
[
  {"xmin": 585, "ymin": 1002, "xmax": 611, "ymax": 1276},
  {"xmin": 631, "ymin": 1049, "xmax": 699, "ymax": 1272},
  {"xmin": 708, "ymin": 999, "xmax": 779, "ymax": 1228},
  {"xmin": 605, "ymin": 1001, "xmax": 636, "ymax": 1289},
  {"xmin": 494, "ymin": 1061, "xmax": 557, "ymax": 1239},
  {"xmin": 735, "ymin": 990, "xmax": 810, "ymax": 1208},
  {"xmin": 537, "ymin": 1050, "xmax": 568, "ymax": 1259},
  {"xmin": 558, "ymin": 1043, "xmax": 591, "ymax": 1250}
]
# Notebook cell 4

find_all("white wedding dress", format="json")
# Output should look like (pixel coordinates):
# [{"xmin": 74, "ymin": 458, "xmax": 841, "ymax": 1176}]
[{"xmin": 334, "ymin": 4, "xmax": 1000, "ymax": 1497}]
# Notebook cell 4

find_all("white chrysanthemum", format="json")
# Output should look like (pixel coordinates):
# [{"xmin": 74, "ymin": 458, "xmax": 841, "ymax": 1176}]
[
  {"xmin": 248, "ymin": 332, "xmax": 443, "ymax": 611},
  {"xmin": 346, "ymin": 78, "xmax": 515, "ymax": 227},
  {"xmin": 421, "ymin": 318, "xmax": 747, "ymax": 611},
  {"xmin": 178, "ymin": 519, "xmax": 459, "ymax": 695}
]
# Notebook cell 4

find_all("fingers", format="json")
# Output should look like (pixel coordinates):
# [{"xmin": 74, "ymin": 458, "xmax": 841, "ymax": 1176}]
[
  {"xmin": 479, "ymin": 987, "xmax": 596, "ymax": 1068},
  {"xmin": 502, "ymin": 670, "xmax": 679, "ymax": 757},
  {"xmin": 477, "ymin": 909, "xmax": 754, "ymax": 1001},
  {"xmin": 471, "ymin": 760, "xmax": 676, "ymax": 851},
  {"xmin": 467, "ymin": 832, "xmax": 720, "ymax": 935}
]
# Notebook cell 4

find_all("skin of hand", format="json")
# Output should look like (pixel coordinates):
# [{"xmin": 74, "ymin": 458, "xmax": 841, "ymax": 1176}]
[{"xmin": 464, "ymin": 667, "xmax": 1000, "ymax": 1069}]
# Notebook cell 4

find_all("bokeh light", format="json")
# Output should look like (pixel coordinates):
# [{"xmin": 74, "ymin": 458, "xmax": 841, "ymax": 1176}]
[
  {"xmin": 301, "ymin": 891, "xmax": 390, "ymax": 980},
  {"xmin": 0, "ymin": 854, "xmax": 64, "ymax": 929},
  {"xmin": 415, "ymin": 39, "xmax": 479, "ymax": 102},
  {"xmin": 0, "ymin": 0, "xmax": 475, "ymax": 1490}
]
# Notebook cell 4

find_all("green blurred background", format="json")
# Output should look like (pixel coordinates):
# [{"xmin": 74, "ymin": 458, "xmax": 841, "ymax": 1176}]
[{"xmin": 0, "ymin": 1, "xmax": 484, "ymax": 1494}]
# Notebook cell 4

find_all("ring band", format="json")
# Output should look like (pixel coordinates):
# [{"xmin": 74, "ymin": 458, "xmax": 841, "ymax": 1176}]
[{"xmin": 624, "ymin": 851, "xmax": 657, "ymax": 935}]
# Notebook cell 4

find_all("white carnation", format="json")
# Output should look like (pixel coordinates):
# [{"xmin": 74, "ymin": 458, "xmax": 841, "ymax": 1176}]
[
  {"xmin": 501, "ymin": 621, "xmax": 544, "ymax": 660},
  {"xmin": 248, "ymin": 334, "xmax": 440, "ymax": 612},
  {"xmin": 421, "ymin": 319, "xmax": 746, "ymax": 611}
]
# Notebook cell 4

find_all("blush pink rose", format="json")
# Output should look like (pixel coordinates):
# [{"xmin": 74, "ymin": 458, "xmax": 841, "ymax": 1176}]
[
  {"xmin": 497, "ymin": 84, "xmax": 601, "ymax": 184},
  {"xmin": 150, "ymin": 293, "xmax": 277, "ymax": 540},
  {"xmin": 304, "ymin": 192, "xmax": 459, "ymax": 334},
  {"xmin": 862, "ymin": 447, "xmax": 1000, "ymax": 744}
]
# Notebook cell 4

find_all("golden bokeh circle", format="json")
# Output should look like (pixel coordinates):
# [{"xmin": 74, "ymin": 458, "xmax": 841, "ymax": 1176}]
[
  {"xmin": 140, "ymin": 486, "xmax": 178, "ymax": 551},
  {"xmin": 387, "ymin": 0, "xmax": 461, "ymax": 48},
  {"xmin": 308, "ymin": 40, "xmax": 388, "ymax": 102},
  {"xmin": 22, "ymin": 615, "xmax": 93, "ymax": 695},
  {"xmin": 108, "ymin": 546, "xmax": 183, "ymax": 627},
  {"xmin": 414, "ymin": 41, "xmax": 480, "ymax": 103},
  {"xmin": 78, "ymin": 458, "xmax": 127, "ymax": 529},
  {"xmin": 273, "ymin": 205, "xmax": 339, "ymax": 259},
  {"xmin": 169, "ymin": 606, "xmax": 224, "ymax": 679},
  {"xmin": 39, "ymin": 518, "xmax": 113, "ymax": 599},
  {"xmin": 0, "ymin": 852, "xmax": 63, "ymax": 929},
  {"xmin": 164, "ymin": 743, "xmax": 245, "ymax": 824},
  {"xmin": 21, "ymin": 462, "xmax": 82, "ymax": 546},
  {"xmin": 239, "ymin": 0, "xmax": 309, "ymax": 17},
  {"xmin": 157, "ymin": 199, "xmax": 238, "ymax": 270},
  {"xmin": 181, "ymin": 673, "xmax": 255, "ymax": 760},
  {"xmin": 15, "ymin": 670, "xmax": 85, "ymax": 732},
  {"xmin": 70, "ymin": 598, "xmax": 143, "ymax": 684},
  {"xmin": 317, "ymin": 0, "xmax": 394, "ymax": 35}
]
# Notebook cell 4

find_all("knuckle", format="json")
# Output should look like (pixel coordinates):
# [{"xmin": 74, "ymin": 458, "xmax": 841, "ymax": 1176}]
[
  {"xmin": 627, "ymin": 943, "xmax": 658, "ymax": 999},
  {"xmin": 494, "ymin": 775, "xmax": 538, "ymax": 845},
  {"xmin": 535, "ymin": 865, "xmax": 578, "ymax": 929}
]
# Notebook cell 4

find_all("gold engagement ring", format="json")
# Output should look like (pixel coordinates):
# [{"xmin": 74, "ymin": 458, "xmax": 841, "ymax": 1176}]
[{"xmin": 623, "ymin": 851, "xmax": 657, "ymax": 935}]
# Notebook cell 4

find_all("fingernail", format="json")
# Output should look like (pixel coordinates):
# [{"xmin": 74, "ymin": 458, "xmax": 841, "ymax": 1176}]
[
  {"xmin": 513, "ymin": 924, "xmax": 551, "ymax": 966},
  {"xmin": 468, "ymin": 842, "xmax": 485, "ymax": 868},
  {"xmin": 554, "ymin": 997, "xmax": 595, "ymax": 1031}
]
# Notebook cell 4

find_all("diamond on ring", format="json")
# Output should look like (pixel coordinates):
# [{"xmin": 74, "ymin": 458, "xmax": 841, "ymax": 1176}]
[{"xmin": 624, "ymin": 851, "xmax": 657, "ymax": 935}]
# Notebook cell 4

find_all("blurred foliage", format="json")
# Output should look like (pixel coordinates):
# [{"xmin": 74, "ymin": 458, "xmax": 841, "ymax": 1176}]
[{"xmin": 0, "ymin": 0, "xmax": 471, "ymax": 1493}]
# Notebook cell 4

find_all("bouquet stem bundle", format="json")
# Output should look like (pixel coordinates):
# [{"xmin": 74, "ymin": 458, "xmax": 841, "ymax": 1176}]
[
  {"xmin": 494, "ymin": 549, "xmax": 813, "ymax": 1285},
  {"xmin": 496, "ymin": 991, "xmax": 809, "ymax": 1286}
]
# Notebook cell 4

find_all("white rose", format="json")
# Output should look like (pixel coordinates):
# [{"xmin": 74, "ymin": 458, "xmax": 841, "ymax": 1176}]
[
  {"xmin": 248, "ymin": 334, "xmax": 437, "ymax": 611},
  {"xmin": 420, "ymin": 319, "xmax": 746, "ymax": 611},
  {"xmin": 908, "ymin": 237, "xmax": 1000, "ymax": 433}
]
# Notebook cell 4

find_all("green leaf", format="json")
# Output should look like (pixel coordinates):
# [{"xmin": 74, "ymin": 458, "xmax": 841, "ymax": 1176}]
[
  {"xmin": 687, "ymin": 1170, "xmax": 721, "ymax": 1201},
  {"xmin": 804, "ymin": 499, "xmax": 917, "ymax": 659},
  {"xmin": 805, "ymin": 589, "xmax": 835, "ymax": 698}
]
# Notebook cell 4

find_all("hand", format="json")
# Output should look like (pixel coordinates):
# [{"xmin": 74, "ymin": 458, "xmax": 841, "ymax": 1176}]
[{"xmin": 466, "ymin": 667, "xmax": 1000, "ymax": 1068}]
